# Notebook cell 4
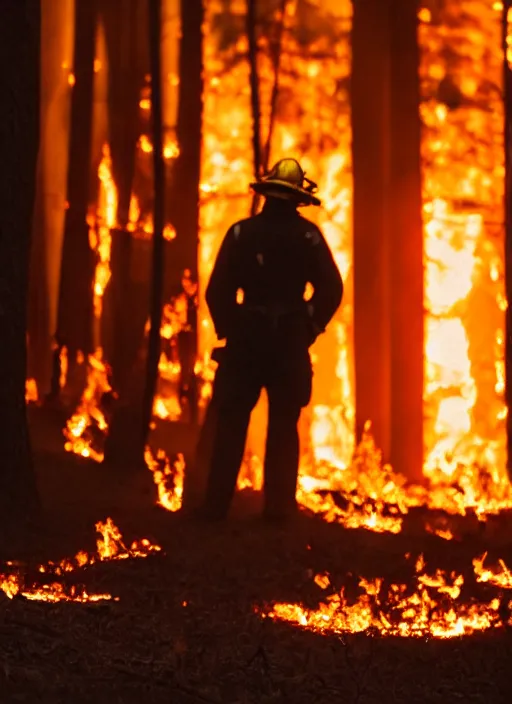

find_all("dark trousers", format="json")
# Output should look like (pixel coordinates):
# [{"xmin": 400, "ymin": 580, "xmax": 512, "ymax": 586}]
[{"xmin": 201, "ymin": 344, "xmax": 312, "ymax": 518}]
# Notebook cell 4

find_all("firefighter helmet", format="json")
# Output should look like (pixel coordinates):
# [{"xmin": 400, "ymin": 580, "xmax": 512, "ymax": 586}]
[{"xmin": 250, "ymin": 158, "xmax": 321, "ymax": 206}]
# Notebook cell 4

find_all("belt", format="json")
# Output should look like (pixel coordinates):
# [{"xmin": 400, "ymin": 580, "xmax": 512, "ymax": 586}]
[{"xmin": 241, "ymin": 303, "xmax": 306, "ymax": 329}]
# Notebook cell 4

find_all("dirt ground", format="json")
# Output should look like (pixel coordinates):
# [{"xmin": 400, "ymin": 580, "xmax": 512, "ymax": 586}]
[{"xmin": 1, "ymin": 410, "xmax": 512, "ymax": 703}]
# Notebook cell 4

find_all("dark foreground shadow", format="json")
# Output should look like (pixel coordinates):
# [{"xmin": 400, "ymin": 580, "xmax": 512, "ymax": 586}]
[{"xmin": 2, "ymin": 501, "xmax": 512, "ymax": 704}]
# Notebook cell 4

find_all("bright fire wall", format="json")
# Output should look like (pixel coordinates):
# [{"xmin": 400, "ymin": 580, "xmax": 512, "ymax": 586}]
[{"xmin": 419, "ymin": 1, "xmax": 507, "ymax": 483}]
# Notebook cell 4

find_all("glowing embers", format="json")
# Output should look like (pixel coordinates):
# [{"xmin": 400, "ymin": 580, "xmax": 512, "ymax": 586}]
[
  {"xmin": 264, "ymin": 553, "xmax": 512, "ymax": 639},
  {"xmin": 0, "ymin": 518, "xmax": 161, "ymax": 603}
]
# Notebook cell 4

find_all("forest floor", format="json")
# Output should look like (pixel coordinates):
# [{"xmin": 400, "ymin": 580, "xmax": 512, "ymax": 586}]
[{"xmin": 0, "ymin": 409, "xmax": 512, "ymax": 703}]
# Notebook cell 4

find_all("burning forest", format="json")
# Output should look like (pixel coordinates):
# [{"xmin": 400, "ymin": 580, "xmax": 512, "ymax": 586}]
[{"xmin": 2, "ymin": 0, "xmax": 512, "ymax": 700}]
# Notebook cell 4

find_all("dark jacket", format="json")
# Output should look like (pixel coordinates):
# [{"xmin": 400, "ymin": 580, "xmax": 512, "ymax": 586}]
[{"xmin": 206, "ymin": 199, "xmax": 343, "ymax": 349}]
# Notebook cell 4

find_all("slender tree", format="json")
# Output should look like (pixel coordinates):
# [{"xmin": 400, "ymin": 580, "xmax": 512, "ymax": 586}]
[
  {"xmin": 262, "ymin": 0, "xmax": 288, "ymax": 173},
  {"xmin": 0, "ymin": 0, "xmax": 41, "ymax": 537},
  {"xmin": 141, "ymin": 0, "xmax": 167, "ymax": 452},
  {"xmin": 166, "ymin": 0, "xmax": 204, "ymax": 420},
  {"xmin": 247, "ymin": 0, "xmax": 263, "ymax": 215}
]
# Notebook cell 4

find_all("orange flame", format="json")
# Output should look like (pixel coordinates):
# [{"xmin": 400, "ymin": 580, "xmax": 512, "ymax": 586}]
[{"xmin": 264, "ymin": 554, "xmax": 508, "ymax": 638}]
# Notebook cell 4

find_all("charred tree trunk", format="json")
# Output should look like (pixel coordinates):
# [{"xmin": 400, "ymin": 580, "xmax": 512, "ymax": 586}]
[
  {"xmin": 142, "ymin": 0, "xmax": 167, "ymax": 452},
  {"xmin": 167, "ymin": 0, "xmax": 203, "ymax": 420},
  {"xmin": 0, "ymin": 0, "xmax": 41, "ymax": 535},
  {"xmin": 99, "ymin": 0, "xmax": 149, "ymax": 391},
  {"xmin": 55, "ymin": 0, "xmax": 97, "ymax": 399},
  {"xmin": 103, "ymin": 0, "xmax": 167, "ymax": 472},
  {"xmin": 504, "ymin": 2, "xmax": 512, "ymax": 477},
  {"xmin": 101, "ymin": 0, "xmax": 148, "ymax": 229},
  {"xmin": 388, "ymin": 0, "xmax": 424, "ymax": 481},
  {"xmin": 352, "ymin": 0, "xmax": 391, "ymax": 459}
]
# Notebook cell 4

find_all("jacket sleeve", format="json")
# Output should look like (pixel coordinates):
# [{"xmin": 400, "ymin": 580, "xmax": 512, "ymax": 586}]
[
  {"xmin": 305, "ymin": 226, "xmax": 343, "ymax": 336},
  {"xmin": 205, "ymin": 225, "xmax": 240, "ymax": 340}
]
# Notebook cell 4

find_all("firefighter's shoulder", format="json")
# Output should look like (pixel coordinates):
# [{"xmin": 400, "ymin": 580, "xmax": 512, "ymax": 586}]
[
  {"xmin": 228, "ymin": 217, "xmax": 253, "ymax": 241},
  {"xmin": 297, "ymin": 215, "xmax": 323, "ymax": 247}
]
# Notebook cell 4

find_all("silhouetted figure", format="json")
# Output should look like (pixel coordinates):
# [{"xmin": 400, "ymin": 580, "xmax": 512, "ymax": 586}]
[{"xmin": 200, "ymin": 158, "xmax": 343, "ymax": 521}]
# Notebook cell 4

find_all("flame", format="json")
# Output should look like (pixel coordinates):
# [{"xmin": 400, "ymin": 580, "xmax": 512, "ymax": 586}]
[
  {"xmin": 264, "ymin": 554, "xmax": 508, "ymax": 639},
  {"xmin": 138, "ymin": 133, "xmax": 180, "ymax": 160},
  {"xmin": 25, "ymin": 378, "xmax": 38, "ymax": 404},
  {"xmin": 145, "ymin": 447, "xmax": 185, "ymax": 512},
  {"xmin": 0, "ymin": 518, "xmax": 160, "ymax": 603},
  {"xmin": 90, "ymin": 143, "xmax": 117, "ymax": 318},
  {"xmin": 64, "ymin": 351, "xmax": 112, "ymax": 462},
  {"xmin": 473, "ymin": 553, "xmax": 512, "ymax": 589},
  {"xmin": 419, "ymin": 3, "xmax": 508, "ymax": 498}
]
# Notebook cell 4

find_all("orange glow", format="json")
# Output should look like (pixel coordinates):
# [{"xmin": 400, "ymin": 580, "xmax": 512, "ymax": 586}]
[{"xmin": 419, "ymin": 2, "xmax": 509, "ymax": 505}]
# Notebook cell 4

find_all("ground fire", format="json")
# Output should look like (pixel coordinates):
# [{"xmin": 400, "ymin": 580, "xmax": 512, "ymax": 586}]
[
  {"xmin": 263, "ymin": 552, "xmax": 512, "ymax": 639},
  {"xmin": 0, "ymin": 518, "xmax": 161, "ymax": 604}
]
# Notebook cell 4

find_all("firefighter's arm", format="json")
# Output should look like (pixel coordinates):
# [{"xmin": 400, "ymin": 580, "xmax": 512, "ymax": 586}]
[
  {"xmin": 205, "ymin": 226, "xmax": 240, "ymax": 340},
  {"xmin": 305, "ymin": 226, "xmax": 344, "ymax": 338}
]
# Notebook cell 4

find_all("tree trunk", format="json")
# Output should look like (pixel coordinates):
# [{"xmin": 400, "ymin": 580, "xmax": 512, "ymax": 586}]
[
  {"xmin": 388, "ymin": 0, "xmax": 424, "ymax": 481},
  {"xmin": 55, "ymin": 0, "xmax": 97, "ymax": 396},
  {"xmin": 504, "ymin": 1, "xmax": 512, "ymax": 477},
  {"xmin": 352, "ymin": 0, "xmax": 391, "ymax": 459},
  {"xmin": 247, "ymin": 0, "xmax": 262, "ymax": 215},
  {"xmin": 0, "ymin": 0, "xmax": 41, "ymax": 532},
  {"xmin": 101, "ymin": 0, "xmax": 148, "ymax": 229},
  {"xmin": 103, "ymin": 0, "xmax": 167, "ymax": 471},
  {"xmin": 166, "ymin": 0, "xmax": 203, "ymax": 418},
  {"xmin": 28, "ymin": 0, "xmax": 75, "ymax": 397},
  {"xmin": 142, "ymin": 0, "xmax": 167, "ymax": 455},
  {"xmin": 99, "ymin": 0, "xmax": 149, "ymax": 387}
]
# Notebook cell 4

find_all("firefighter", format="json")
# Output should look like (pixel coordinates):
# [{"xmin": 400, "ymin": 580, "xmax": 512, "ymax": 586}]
[{"xmin": 199, "ymin": 158, "xmax": 343, "ymax": 522}]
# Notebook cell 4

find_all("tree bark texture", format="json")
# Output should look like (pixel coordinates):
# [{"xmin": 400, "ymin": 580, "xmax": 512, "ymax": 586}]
[
  {"xmin": 352, "ymin": 0, "xmax": 391, "ymax": 460},
  {"xmin": 166, "ymin": 0, "xmax": 203, "ymax": 289},
  {"xmin": 352, "ymin": 0, "xmax": 424, "ymax": 479},
  {"xmin": 166, "ymin": 0, "xmax": 203, "ymax": 418},
  {"xmin": 388, "ymin": 0, "xmax": 424, "ymax": 481},
  {"xmin": 142, "ymin": 0, "xmax": 167, "ymax": 450},
  {"xmin": 99, "ymin": 0, "xmax": 149, "ymax": 386},
  {"xmin": 0, "ymin": 0, "xmax": 41, "ymax": 524},
  {"xmin": 56, "ymin": 0, "xmax": 97, "ymax": 368}
]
